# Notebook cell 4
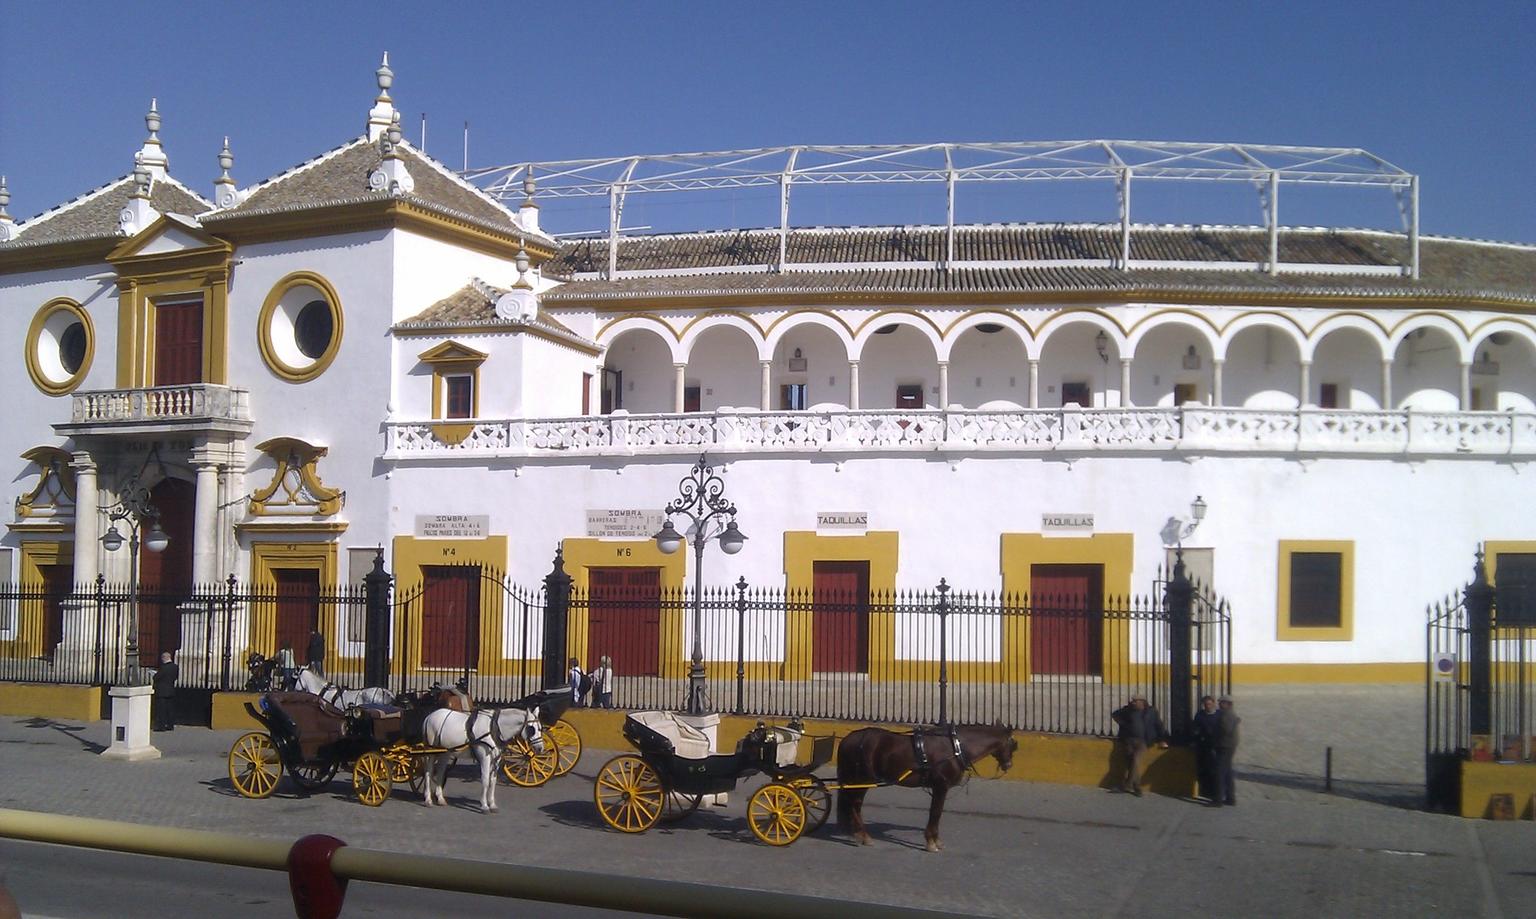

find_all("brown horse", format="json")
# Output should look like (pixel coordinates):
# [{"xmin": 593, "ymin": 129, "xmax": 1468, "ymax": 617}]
[{"xmin": 836, "ymin": 723, "xmax": 1018, "ymax": 852}]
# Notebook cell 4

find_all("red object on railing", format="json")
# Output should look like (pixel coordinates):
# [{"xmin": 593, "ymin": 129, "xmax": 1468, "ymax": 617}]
[{"xmin": 288, "ymin": 834, "xmax": 349, "ymax": 919}]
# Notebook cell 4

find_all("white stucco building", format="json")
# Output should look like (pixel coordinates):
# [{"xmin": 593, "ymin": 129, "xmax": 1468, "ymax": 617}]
[{"xmin": 3, "ymin": 59, "xmax": 1534, "ymax": 689}]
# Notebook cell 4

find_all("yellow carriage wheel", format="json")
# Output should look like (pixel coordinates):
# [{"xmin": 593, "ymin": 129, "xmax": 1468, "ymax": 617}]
[
  {"xmin": 547, "ymin": 719, "xmax": 581, "ymax": 776},
  {"xmin": 789, "ymin": 776, "xmax": 831, "ymax": 833},
  {"xmin": 747, "ymin": 782, "xmax": 808, "ymax": 846},
  {"xmin": 501, "ymin": 736, "xmax": 560, "ymax": 787},
  {"xmin": 228, "ymin": 732, "xmax": 281, "ymax": 799},
  {"xmin": 593, "ymin": 755, "xmax": 664, "ymax": 833},
  {"xmin": 386, "ymin": 749, "xmax": 417, "ymax": 784},
  {"xmin": 353, "ymin": 751, "xmax": 392, "ymax": 807}
]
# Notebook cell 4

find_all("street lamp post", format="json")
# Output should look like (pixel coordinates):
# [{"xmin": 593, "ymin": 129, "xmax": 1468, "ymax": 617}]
[
  {"xmin": 102, "ymin": 480, "xmax": 168, "ymax": 686},
  {"xmin": 654, "ymin": 455, "xmax": 746, "ymax": 716}
]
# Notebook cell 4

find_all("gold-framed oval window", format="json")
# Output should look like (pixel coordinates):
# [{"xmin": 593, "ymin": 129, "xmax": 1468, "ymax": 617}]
[
  {"xmin": 26, "ymin": 298, "xmax": 94, "ymax": 395},
  {"xmin": 258, "ymin": 271, "xmax": 344, "ymax": 382}
]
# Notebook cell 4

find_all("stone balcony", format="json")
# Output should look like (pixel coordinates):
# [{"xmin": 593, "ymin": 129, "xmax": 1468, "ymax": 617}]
[
  {"xmin": 381, "ymin": 406, "xmax": 1536, "ymax": 461},
  {"xmin": 56, "ymin": 384, "xmax": 254, "ymax": 439}
]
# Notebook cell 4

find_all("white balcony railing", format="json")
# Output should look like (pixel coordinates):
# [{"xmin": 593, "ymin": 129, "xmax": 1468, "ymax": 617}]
[
  {"xmin": 382, "ymin": 406, "xmax": 1536, "ymax": 460},
  {"xmin": 63, "ymin": 384, "xmax": 252, "ymax": 434}
]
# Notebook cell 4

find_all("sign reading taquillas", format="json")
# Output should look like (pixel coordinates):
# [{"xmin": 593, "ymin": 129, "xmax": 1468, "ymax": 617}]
[{"xmin": 817, "ymin": 512, "xmax": 869, "ymax": 530}]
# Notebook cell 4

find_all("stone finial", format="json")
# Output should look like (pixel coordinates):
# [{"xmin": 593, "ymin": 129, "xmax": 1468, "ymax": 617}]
[
  {"xmin": 518, "ymin": 166, "xmax": 541, "ymax": 233},
  {"xmin": 368, "ymin": 112, "xmax": 414, "ymax": 195},
  {"xmin": 136, "ymin": 99, "xmax": 168, "ymax": 180},
  {"xmin": 214, "ymin": 137, "xmax": 243, "ymax": 208},
  {"xmin": 119, "ymin": 155, "xmax": 159, "ymax": 236},
  {"xmin": 514, "ymin": 245, "xmax": 532, "ymax": 289},
  {"xmin": 0, "ymin": 175, "xmax": 13, "ymax": 241},
  {"xmin": 367, "ymin": 52, "xmax": 398, "ymax": 142}
]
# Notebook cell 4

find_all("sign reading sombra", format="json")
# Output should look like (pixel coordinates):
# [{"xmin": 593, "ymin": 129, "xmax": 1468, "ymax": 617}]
[
  {"xmin": 587, "ymin": 509, "xmax": 666, "ymax": 538},
  {"xmin": 415, "ymin": 514, "xmax": 488, "ymax": 538}
]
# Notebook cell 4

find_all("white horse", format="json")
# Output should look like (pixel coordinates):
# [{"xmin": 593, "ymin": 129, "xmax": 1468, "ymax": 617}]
[
  {"xmin": 420, "ymin": 706, "xmax": 544, "ymax": 814},
  {"xmin": 293, "ymin": 666, "xmax": 394, "ymax": 708}
]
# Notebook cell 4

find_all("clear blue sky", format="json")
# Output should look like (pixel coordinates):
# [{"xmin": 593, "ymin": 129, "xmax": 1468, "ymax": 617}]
[{"xmin": 2, "ymin": 1, "xmax": 1532, "ymax": 242}]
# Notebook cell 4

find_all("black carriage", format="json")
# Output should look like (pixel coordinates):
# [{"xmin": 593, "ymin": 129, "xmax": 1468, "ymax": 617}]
[{"xmin": 592, "ymin": 710, "xmax": 836, "ymax": 845}]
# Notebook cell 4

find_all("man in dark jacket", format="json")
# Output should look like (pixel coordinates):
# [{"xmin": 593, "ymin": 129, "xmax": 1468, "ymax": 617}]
[
  {"xmin": 1112, "ymin": 693, "xmax": 1168, "ymax": 796},
  {"xmin": 1191, "ymin": 695, "xmax": 1221, "ymax": 801},
  {"xmin": 151, "ymin": 651, "xmax": 178, "ymax": 731},
  {"xmin": 1213, "ymin": 695, "xmax": 1241, "ymax": 806},
  {"xmin": 306, "ymin": 631, "xmax": 326, "ymax": 678}
]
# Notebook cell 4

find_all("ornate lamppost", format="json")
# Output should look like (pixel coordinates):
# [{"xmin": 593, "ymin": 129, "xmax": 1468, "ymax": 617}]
[
  {"xmin": 102, "ymin": 479, "xmax": 168, "ymax": 685},
  {"xmin": 653, "ymin": 455, "xmax": 746, "ymax": 715}
]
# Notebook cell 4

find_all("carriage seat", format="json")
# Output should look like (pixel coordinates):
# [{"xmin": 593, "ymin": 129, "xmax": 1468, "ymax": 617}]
[
  {"xmin": 355, "ymin": 703, "xmax": 404, "ymax": 744},
  {"xmin": 627, "ymin": 710, "xmax": 712, "ymax": 759}
]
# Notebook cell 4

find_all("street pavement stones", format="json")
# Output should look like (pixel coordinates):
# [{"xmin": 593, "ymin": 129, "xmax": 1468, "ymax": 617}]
[{"xmin": 0, "ymin": 685, "xmax": 1528, "ymax": 918}]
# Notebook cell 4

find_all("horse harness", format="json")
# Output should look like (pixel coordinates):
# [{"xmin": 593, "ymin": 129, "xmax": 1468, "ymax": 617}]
[{"xmin": 897, "ymin": 726, "xmax": 972, "ymax": 785}]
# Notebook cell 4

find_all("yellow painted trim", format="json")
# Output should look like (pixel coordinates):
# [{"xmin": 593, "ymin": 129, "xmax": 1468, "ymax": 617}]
[
  {"xmin": 211, "ymin": 692, "xmax": 265, "ymax": 731},
  {"xmin": 1230, "ymin": 662, "xmax": 1420, "ymax": 684},
  {"xmin": 559, "ymin": 538, "xmax": 687, "ymax": 678},
  {"xmin": 248, "ymin": 542, "xmax": 339, "ymax": 657},
  {"xmin": 1483, "ymin": 541, "xmax": 1536, "ymax": 583},
  {"xmin": 1276, "ymin": 539, "xmax": 1355, "ymax": 641},
  {"xmin": 25, "ymin": 299, "xmax": 94, "ymax": 396},
  {"xmin": 1000, "ymin": 532, "xmax": 1135, "ymax": 680},
  {"xmin": 256, "ymin": 271, "xmax": 345, "ymax": 383},
  {"xmin": 1460, "ymin": 761, "xmax": 1536, "ymax": 819},
  {"xmin": 7, "ymin": 542, "xmax": 73, "ymax": 659},
  {"xmin": 782, "ymin": 531, "xmax": 899, "ymax": 682},
  {"xmin": 851, "ymin": 309, "xmax": 945, "ymax": 341},
  {"xmin": 391, "ymin": 535, "xmax": 511, "ymax": 677},
  {"xmin": 393, "ymin": 321, "xmax": 604, "ymax": 357},
  {"xmin": 15, "ymin": 446, "xmax": 76, "ymax": 520},
  {"xmin": 593, "ymin": 312, "xmax": 683, "ymax": 344},
  {"xmin": 234, "ymin": 521, "xmax": 350, "ymax": 536},
  {"xmin": 109, "ymin": 232, "xmax": 231, "ymax": 388},
  {"xmin": 420, "ymin": 340, "xmax": 488, "ymax": 421},
  {"xmin": 0, "ymin": 683, "xmax": 102, "ymax": 721},
  {"xmin": 248, "ymin": 437, "xmax": 342, "ymax": 516}
]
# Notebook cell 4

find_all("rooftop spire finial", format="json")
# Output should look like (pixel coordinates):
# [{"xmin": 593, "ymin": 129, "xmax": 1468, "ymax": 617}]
[
  {"xmin": 135, "ymin": 98, "xmax": 169, "ymax": 180},
  {"xmin": 377, "ymin": 52, "xmax": 393, "ymax": 98},
  {"xmin": 0, "ymin": 175, "xmax": 12, "ymax": 241},
  {"xmin": 0, "ymin": 175, "xmax": 10, "ymax": 215},
  {"xmin": 367, "ymin": 52, "xmax": 398, "ymax": 142},
  {"xmin": 214, "ymin": 136, "xmax": 243, "ymax": 208},
  {"xmin": 145, "ymin": 99, "xmax": 161, "ymax": 142}
]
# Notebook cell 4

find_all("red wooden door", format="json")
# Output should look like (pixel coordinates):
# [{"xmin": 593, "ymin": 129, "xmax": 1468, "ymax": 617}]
[
  {"xmin": 813, "ymin": 561, "xmax": 869, "ymax": 673},
  {"xmin": 589, "ymin": 567, "xmax": 661, "ymax": 677},
  {"xmin": 273, "ymin": 569, "xmax": 320, "ymax": 655},
  {"xmin": 154, "ymin": 300, "xmax": 204, "ymax": 386},
  {"xmin": 1029, "ymin": 564, "xmax": 1103, "ymax": 676},
  {"xmin": 421, "ymin": 566, "xmax": 480, "ymax": 669},
  {"xmin": 136, "ymin": 478, "xmax": 195, "ymax": 667},
  {"xmin": 40, "ymin": 563, "xmax": 73, "ymax": 657}
]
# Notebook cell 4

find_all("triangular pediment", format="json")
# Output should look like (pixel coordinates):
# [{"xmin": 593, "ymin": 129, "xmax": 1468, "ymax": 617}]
[
  {"xmin": 107, "ymin": 214, "xmax": 231, "ymax": 263},
  {"xmin": 417, "ymin": 340, "xmax": 489, "ymax": 364}
]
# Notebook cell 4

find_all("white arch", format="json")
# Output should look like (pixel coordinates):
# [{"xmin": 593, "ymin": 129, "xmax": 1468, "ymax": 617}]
[
  {"xmin": 1033, "ymin": 311, "xmax": 1127, "ymax": 362},
  {"xmin": 763, "ymin": 311, "xmax": 856, "ymax": 358},
  {"xmin": 1304, "ymin": 314, "xmax": 1390, "ymax": 363},
  {"xmin": 1468, "ymin": 317, "xmax": 1536, "ymax": 354},
  {"xmin": 1215, "ymin": 313, "xmax": 1306, "ymax": 362},
  {"xmin": 1124, "ymin": 312, "xmax": 1219, "ymax": 360},
  {"xmin": 596, "ymin": 316, "xmax": 685, "ymax": 364},
  {"xmin": 1386, "ymin": 313, "xmax": 1474, "ymax": 363},
  {"xmin": 939, "ymin": 312, "xmax": 1033, "ymax": 362},
  {"xmin": 851, "ymin": 312, "xmax": 943, "ymax": 359},
  {"xmin": 679, "ymin": 313, "xmax": 768, "ymax": 362}
]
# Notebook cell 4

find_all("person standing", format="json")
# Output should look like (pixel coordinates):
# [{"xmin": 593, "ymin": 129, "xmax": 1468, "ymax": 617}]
[
  {"xmin": 306, "ymin": 630, "xmax": 326, "ymax": 679},
  {"xmin": 276, "ymin": 641, "xmax": 297, "ymax": 690},
  {"xmin": 568, "ymin": 656, "xmax": 586, "ymax": 707},
  {"xmin": 151, "ymin": 650, "xmax": 178, "ymax": 732},
  {"xmin": 592, "ymin": 655, "xmax": 615, "ymax": 709},
  {"xmin": 1214, "ymin": 695, "xmax": 1241, "ymax": 806},
  {"xmin": 1111, "ymin": 693, "xmax": 1168, "ymax": 796},
  {"xmin": 1191, "ymin": 695, "xmax": 1221, "ymax": 802}
]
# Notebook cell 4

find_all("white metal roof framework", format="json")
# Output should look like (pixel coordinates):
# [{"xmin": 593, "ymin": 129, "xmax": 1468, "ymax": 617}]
[{"xmin": 466, "ymin": 141, "xmax": 1421, "ymax": 279}]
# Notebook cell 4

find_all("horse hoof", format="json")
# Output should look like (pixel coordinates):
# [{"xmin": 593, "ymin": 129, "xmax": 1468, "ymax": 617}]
[
  {"xmin": 857, "ymin": 835, "xmax": 872, "ymax": 847},
  {"xmin": 925, "ymin": 841, "xmax": 939, "ymax": 853}
]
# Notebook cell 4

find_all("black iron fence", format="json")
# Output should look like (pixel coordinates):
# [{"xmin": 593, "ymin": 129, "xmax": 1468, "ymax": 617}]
[
  {"xmin": 0, "ymin": 553, "xmax": 1230, "ymax": 739},
  {"xmin": 1427, "ymin": 550, "xmax": 1536, "ymax": 810}
]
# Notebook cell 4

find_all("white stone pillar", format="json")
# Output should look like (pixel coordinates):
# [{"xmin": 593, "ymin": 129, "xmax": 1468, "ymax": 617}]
[
  {"xmin": 937, "ymin": 362, "xmax": 949, "ymax": 409},
  {"xmin": 1298, "ymin": 360, "xmax": 1312, "ymax": 408},
  {"xmin": 191, "ymin": 449, "xmax": 220, "ymax": 587},
  {"xmin": 848, "ymin": 361, "xmax": 860, "ymax": 410},
  {"xmin": 673, "ymin": 364, "xmax": 686, "ymax": 413},
  {"xmin": 1212, "ymin": 359, "xmax": 1225, "ymax": 407},
  {"xmin": 1028, "ymin": 360, "xmax": 1040, "ymax": 409},
  {"xmin": 1119, "ymin": 359, "xmax": 1133, "ymax": 408},
  {"xmin": 1459, "ymin": 361, "xmax": 1472, "ymax": 410},
  {"xmin": 759, "ymin": 361, "xmax": 772, "ymax": 411},
  {"xmin": 71, "ymin": 453, "xmax": 99, "ymax": 586},
  {"xmin": 1381, "ymin": 359, "xmax": 1393, "ymax": 409}
]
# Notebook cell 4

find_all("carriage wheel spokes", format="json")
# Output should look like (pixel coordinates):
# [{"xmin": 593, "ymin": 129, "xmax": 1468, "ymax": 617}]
[
  {"xmin": 547, "ymin": 719, "xmax": 581, "ymax": 776},
  {"xmin": 353, "ymin": 751, "xmax": 392, "ymax": 806},
  {"xmin": 288, "ymin": 759, "xmax": 339, "ymax": 792},
  {"xmin": 593, "ymin": 755, "xmax": 664, "ymax": 833},
  {"xmin": 228, "ymin": 732, "xmax": 281, "ymax": 799},
  {"xmin": 660, "ymin": 791, "xmax": 703, "ymax": 824},
  {"xmin": 747, "ymin": 782, "xmax": 808, "ymax": 846},
  {"xmin": 788, "ymin": 776, "xmax": 831, "ymax": 832},
  {"xmin": 501, "ymin": 736, "xmax": 560, "ymax": 787}
]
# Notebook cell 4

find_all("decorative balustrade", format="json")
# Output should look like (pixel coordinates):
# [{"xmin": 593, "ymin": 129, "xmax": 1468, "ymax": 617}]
[
  {"xmin": 64, "ymin": 385, "xmax": 252, "ymax": 434},
  {"xmin": 381, "ymin": 406, "xmax": 1536, "ymax": 460}
]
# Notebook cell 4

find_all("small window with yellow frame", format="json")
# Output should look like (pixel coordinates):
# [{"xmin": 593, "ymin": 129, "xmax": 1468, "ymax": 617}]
[{"xmin": 1277, "ymin": 540, "xmax": 1354, "ymax": 641}]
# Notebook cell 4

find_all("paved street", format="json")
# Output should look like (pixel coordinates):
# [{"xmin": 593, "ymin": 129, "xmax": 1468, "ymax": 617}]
[{"xmin": 0, "ymin": 684, "xmax": 1527, "ymax": 919}]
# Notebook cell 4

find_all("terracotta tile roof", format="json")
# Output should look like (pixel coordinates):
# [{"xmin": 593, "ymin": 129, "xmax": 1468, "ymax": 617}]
[
  {"xmin": 541, "ymin": 225, "xmax": 1536, "ymax": 304},
  {"xmin": 0, "ymin": 176, "xmax": 210, "ymax": 249},
  {"xmin": 202, "ymin": 138, "xmax": 551, "ymax": 245},
  {"xmin": 395, "ymin": 280, "xmax": 592, "ymax": 346}
]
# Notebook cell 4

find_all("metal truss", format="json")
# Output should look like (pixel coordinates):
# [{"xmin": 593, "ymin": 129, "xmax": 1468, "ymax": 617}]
[{"xmin": 465, "ymin": 141, "xmax": 1420, "ymax": 279}]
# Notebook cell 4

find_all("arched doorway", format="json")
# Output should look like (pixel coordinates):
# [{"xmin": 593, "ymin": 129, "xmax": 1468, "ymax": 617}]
[{"xmin": 136, "ymin": 477, "xmax": 195, "ymax": 667}]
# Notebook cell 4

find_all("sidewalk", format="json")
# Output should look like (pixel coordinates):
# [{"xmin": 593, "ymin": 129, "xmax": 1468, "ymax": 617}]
[{"xmin": 0, "ymin": 706, "xmax": 1524, "ymax": 918}]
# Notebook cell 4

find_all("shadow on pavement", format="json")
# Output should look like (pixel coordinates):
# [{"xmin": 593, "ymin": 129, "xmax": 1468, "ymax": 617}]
[
  {"xmin": 21, "ymin": 717, "xmax": 106, "ymax": 754},
  {"xmin": 1237, "ymin": 765, "xmax": 1424, "ymax": 810}
]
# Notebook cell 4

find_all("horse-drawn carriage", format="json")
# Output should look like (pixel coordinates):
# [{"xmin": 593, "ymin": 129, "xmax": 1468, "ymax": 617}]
[
  {"xmin": 592, "ymin": 710, "xmax": 836, "ymax": 845},
  {"xmin": 227, "ymin": 690, "xmax": 557, "ymax": 807}
]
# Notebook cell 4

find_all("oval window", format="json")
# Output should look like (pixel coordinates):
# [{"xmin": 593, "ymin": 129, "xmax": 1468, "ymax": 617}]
[
  {"xmin": 26, "ymin": 299, "xmax": 93, "ymax": 395},
  {"xmin": 60, "ymin": 321, "xmax": 88, "ymax": 374},
  {"xmin": 295, "ymin": 300, "xmax": 334, "ymax": 360}
]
